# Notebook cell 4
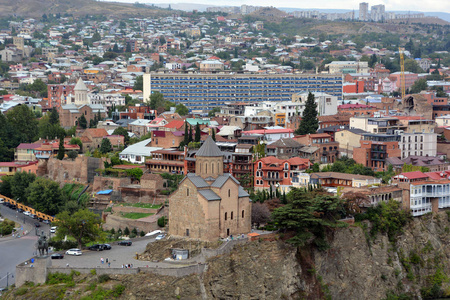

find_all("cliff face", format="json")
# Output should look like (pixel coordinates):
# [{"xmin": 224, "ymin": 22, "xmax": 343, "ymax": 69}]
[
  {"xmin": 203, "ymin": 212, "xmax": 450, "ymax": 299},
  {"xmin": 7, "ymin": 212, "xmax": 450, "ymax": 300}
]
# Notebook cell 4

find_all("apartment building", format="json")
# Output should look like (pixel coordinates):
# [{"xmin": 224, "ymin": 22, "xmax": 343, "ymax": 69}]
[
  {"xmin": 254, "ymin": 156, "xmax": 311, "ymax": 190},
  {"xmin": 409, "ymin": 181, "xmax": 450, "ymax": 216},
  {"xmin": 143, "ymin": 73, "xmax": 343, "ymax": 111},
  {"xmin": 353, "ymin": 133, "xmax": 401, "ymax": 171},
  {"xmin": 325, "ymin": 61, "xmax": 369, "ymax": 74},
  {"xmin": 295, "ymin": 133, "xmax": 340, "ymax": 164},
  {"xmin": 399, "ymin": 132, "xmax": 437, "ymax": 159},
  {"xmin": 292, "ymin": 92, "xmax": 338, "ymax": 116}
]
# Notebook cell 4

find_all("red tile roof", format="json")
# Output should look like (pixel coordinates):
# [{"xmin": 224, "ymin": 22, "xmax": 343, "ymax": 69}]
[
  {"xmin": 165, "ymin": 120, "xmax": 185, "ymax": 129},
  {"xmin": 398, "ymin": 171, "xmax": 429, "ymax": 179}
]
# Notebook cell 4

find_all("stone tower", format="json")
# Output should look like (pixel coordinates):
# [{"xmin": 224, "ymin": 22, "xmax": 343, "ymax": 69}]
[
  {"xmin": 195, "ymin": 136, "xmax": 223, "ymax": 179},
  {"xmin": 74, "ymin": 78, "xmax": 89, "ymax": 105}
]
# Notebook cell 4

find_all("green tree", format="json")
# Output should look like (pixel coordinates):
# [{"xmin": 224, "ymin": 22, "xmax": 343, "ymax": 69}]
[
  {"xmin": 92, "ymin": 31, "xmax": 101, "ymax": 42},
  {"xmin": 133, "ymin": 75, "xmax": 143, "ymax": 91},
  {"xmin": 125, "ymin": 168, "xmax": 143, "ymax": 181},
  {"xmin": 124, "ymin": 226, "xmax": 130, "ymax": 236},
  {"xmin": 208, "ymin": 107, "xmax": 220, "ymax": 117},
  {"xmin": 272, "ymin": 187, "xmax": 347, "ymax": 249},
  {"xmin": 57, "ymin": 137, "xmax": 65, "ymax": 160},
  {"xmin": 295, "ymin": 92, "xmax": 318, "ymax": 135},
  {"xmin": 6, "ymin": 105, "xmax": 38, "ymax": 143},
  {"xmin": 194, "ymin": 123, "xmax": 201, "ymax": 143},
  {"xmin": 69, "ymin": 137, "xmax": 83, "ymax": 152},
  {"xmin": 67, "ymin": 150, "xmax": 78, "ymax": 161},
  {"xmin": 78, "ymin": 114, "xmax": 87, "ymax": 129},
  {"xmin": 38, "ymin": 115, "xmax": 65, "ymax": 140},
  {"xmin": 0, "ymin": 175, "xmax": 13, "ymax": 197},
  {"xmin": 149, "ymin": 91, "xmax": 165, "ymax": 109},
  {"xmin": 112, "ymin": 127, "xmax": 130, "ymax": 145},
  {"xmin": 253, "ymin": 142, "xmax": 266, "ymax": 159},
  {"xmin": 49, "ymin": 108, "xmax": 59, "ymax": 125},
  {"xmin": 54, "ymin": 209, "xmax": 104, "ymax": 249},
  {"xmin": 175, "ymin": 103, "xmax": 189, "ymax": 116},
  {"xmin": 99, "ymin": 138, "xmax": 112, "ymax": 154},
  {"xmin": 189, "ymin": 125, "xmax": 193, "ymax": 143},
  {"xmin": 183, "ymin": 121, "xmax": 189, "ymax": 146},
  {"xmin": 410, "ymin": 78, "xmax": 428, "ymax": 94},
  {"xmin": 211, "ymin": 128, "xmax": 216, "ymax": 141},
  {"xmin": 26, "ymin": 177, "xmax": 65, "ymax": 215},
  {"xmin": 11, "ymin": 172, "xmax": 36, "ymax": 204},
  {"xmin": 0, "ymin": 138, "xmax": 13, "ymax": 162}
]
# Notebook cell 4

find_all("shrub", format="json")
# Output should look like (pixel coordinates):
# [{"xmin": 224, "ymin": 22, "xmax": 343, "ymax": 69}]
[
  {"xmin": 15, "ymin": 287, "xmax": 28, "ymax": 296},
  {"xmin": 158, "ymin": 216, "xmax": 167, "ymax": 227},
  {"xmin": 47, "ymin": 272, "xmax": 74, "ymax": 285},
  {"xmin": 90, "ymin": 269, "xmax": 97, "ymax": 276},
  {"xmin": 98, "ymin": 274, "xmax": 110, "ymax": 283},
  {"xmin": 140, "ymin": 230, "xmax": 145, "ymax": 237},
  {"xmin": 112, "ymin": 284, "xmax": 125, "ymax": 297}
]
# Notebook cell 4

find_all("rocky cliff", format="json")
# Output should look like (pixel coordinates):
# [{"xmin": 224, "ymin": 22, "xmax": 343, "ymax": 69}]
[{"xmin": 7, "ymin": 212, "xmax": 450, "ymax": 299}]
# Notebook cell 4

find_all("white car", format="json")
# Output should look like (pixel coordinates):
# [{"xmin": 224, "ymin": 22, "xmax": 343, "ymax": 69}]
[
  {"xmin": 23, "ymin": 211, "xmax": 31, "ymax": 216},
  {"xmin": 145, "ymin": 230, "xmax": 162, "ymax": 237},
  {"xmin": 50, "ymin": 226, "xmax": 57, "ymax": 234},
  {"xmin": 65, "ymin": 249, "xmax": 82, "ymax": 256},
  {"xmin": 155, "ymin": 234, "xmax": 166, "ymax": 240}
]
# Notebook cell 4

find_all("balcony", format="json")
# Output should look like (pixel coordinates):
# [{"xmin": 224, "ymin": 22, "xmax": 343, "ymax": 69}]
[{"xmin": 263, "ymin": 177, "xmax": 281, "ymax": 181}]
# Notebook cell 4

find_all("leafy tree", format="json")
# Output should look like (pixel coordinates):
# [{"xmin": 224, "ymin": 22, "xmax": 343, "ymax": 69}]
[
  {"xmin": 158, "ymin": 216, "xmax": 167, "ymax": 227},
  {"xmin": 253, "ymin": 142, "xmax": 266, "ymax": 159},
  {"xmin": 99, "ymin": 138, "xmax": 112, "ymax": 154},
  {"xmin": 148, "ymin": 91, "xmax": 165, "ymax": 109},
  {"xmin": 49, "ymin": 108, "xmax": 60, "ymax": 125},
  {"xmin": 208, "ymin": 107, "xmax": 220, "ymax": 117},
  {"xmin": 195, "ymin": 123, "xmax": 201, "ymax": 143},
  {"xmin": 69, "ymin": 137, "xmax": 83, "ymax": 152},
  {"xmin": 134, "ymin": 75, "xmax": 143, "ymax": 91},
  {"xmin": 125, "ymin": 168, "xmax": 143, "ymax": 181},
  {"xmin": 0, "ymin": 175, "xmax": 13, "ymax": 197},
  {"xmin": 38, "ymin": 115, "xmax": 65, "ymax": 140},
  {"xmin": 91, "ymin": 31, "xmax": 101, "ymax": 42},
  {"xmin": 67, "ymin": 150, "xmax": 78, "ymax": 161},
  {"xmin": 272, "ymin": 187, "xmax": 347, "ymax": 249},
  {"xmin": 78, "ymin": 114, "xmax": 87, "ymax": 129},
  {"xmin": 295, "ymin": 92, "xmax": 318, "ymax": 135},
  {"xmin": 54, "ymin": 209, "xmax": 104, "ymax": 249},
  {"xmin": 11, "ymin": 172, "xmax": 36, "ymax": 204},
  {"xmin": 6, "ymin": 105, "xmax": 38, "ymax": 143},
  {"xmin": 0, "ymin": 138, "xmax": 13, "ymax": 162},
  {"xmin": 251, "ymin": 202, "xmax": 271, "ymax": 228},
  {"xmin": 57, "ymin": 137, "xmax": 65, "ymax": 160},
  {"xmin": 112, "ymin": 127, "xmax": 130, "ymax": 145},
  {"xmin": 26, "ymin": 177, "xmax": 65, "ymax": 215},
  {"xmin": 175, "ymin": 103, "xmax": 188, "ymax": 116},
  {"xmin": 410, "ymin": 78, "xmax": 428, "ymax": 94}
]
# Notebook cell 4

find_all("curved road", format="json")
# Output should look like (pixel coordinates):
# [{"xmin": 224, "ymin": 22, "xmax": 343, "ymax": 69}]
[{"xmin": 0, "ymin": 204, "xmax": 51, "ymax": 288}]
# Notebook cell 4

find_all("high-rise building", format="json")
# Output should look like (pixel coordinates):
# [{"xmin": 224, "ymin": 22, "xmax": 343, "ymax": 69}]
[
  {"xmin": 143, "ymin": 73, "xmax": 343, "ymax": 111},
  {"xmin": 371, "ymin": 4, "xmax": 385, "ymax": 22},
  {"xmin": 359, "ymin": 2, "xmax": 369, "ymax": 21}
]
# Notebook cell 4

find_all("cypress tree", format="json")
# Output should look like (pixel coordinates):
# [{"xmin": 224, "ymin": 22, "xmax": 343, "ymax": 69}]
[
  {"xmin": 195, "ymin": 123, "xmax": 201, "ymax": 142},
  {"xmin": 188, "ymin": 125, "xmax": 193, "ymax": 143},
  {"xmin": 295, "ymin": 92, "xmax": 318, "ymax": 135},
  {"xmin": 57, "ymin": 137, "xmax": 65, "ymax": 160},
  {"xmin": 183, "ymin": 121, "xmax": 189, "ymax": 145},
  {"xmin": 211, "ymin": 128, "xmax": 216, "ymax": 141}
]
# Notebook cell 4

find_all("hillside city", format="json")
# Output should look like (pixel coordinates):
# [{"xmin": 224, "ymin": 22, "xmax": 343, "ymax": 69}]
[{"xmin": 0, "ymin": 3, "xmax": 450, "ymax": 299}]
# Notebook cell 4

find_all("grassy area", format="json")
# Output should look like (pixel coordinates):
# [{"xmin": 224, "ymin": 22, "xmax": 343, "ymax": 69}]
[
  {"xmin": 121, "ymin": 212, "xmax": 154, "ymax": 219},
  {"xmin": 119, "ymin": 203, "xmax": 162, "ymax": 209}
]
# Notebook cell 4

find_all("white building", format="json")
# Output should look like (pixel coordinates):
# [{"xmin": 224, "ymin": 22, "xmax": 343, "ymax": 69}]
[
  {"xmin": 119, "ymin": 138, "xmax": 162, "ymax": 164},
  {"xmin": 292, "ymin": 92, "xmax": 338, "ymax": 116},
  {"xmin": 410, "ymin": 181, "xmax": 450, "ymax": 217},
  {"xmin": 399, "ymin": 132, "xmax": 437, "ymax": 159},
  {"xmin": 325, "ymin": 61, "xmax": 369, "ymax": 74}
]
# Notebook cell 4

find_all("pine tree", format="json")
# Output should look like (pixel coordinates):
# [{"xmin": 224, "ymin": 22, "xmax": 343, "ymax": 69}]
[
  {"xmin": 295, "ymin": 92, "xmax": 318, "ymax": 135},
  {"xmin": 57, "ymin": 137, "xmax": 65, "ymax": 160},
  {"xmin": 211, "ymin": 128, "xmax": 216, "ymax": 141},
  {"xmin": 78, "ymin": 114, "xmax": 87, "ymax": 129},
  {"xmin": 194, "ymin": 123, "xmax": 201, "ymax": 142},
  {"xmin": 113, "ymin": 43, "xmax": 119, "ymax": 53}
]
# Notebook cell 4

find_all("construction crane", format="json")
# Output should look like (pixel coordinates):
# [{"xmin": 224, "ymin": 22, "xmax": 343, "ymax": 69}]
[{"xmin": 399, "ymin": 47, "xmax": 406, "ymax": 99}]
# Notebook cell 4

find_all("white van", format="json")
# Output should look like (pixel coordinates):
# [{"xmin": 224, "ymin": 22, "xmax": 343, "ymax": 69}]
[
  {"xmin": 50, "ymin": 226, "xmax": 57, "ymax": 233},
  {"xmin": 0, "ymin": 198, "xmax": 4, "ymax": 204}
]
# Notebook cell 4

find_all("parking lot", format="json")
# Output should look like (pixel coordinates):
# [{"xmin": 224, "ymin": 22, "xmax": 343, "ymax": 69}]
[{"xmin": 51, "ymin": 237, "xmax": 162, "ymax": 268}]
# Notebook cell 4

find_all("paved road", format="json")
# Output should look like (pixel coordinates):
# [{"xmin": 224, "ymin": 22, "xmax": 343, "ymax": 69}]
[
  {"xmin": 0, "ymin": 204, "xmax": 48, "ymax": 288},
  {"xmin": 51, "ymin": 237, "xmax": 186, "ymax": 269}
]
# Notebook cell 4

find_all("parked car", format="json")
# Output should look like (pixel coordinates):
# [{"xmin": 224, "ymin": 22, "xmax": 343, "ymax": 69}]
[
  {"xmin": 30, "ymin": 214, "xmax": 37, "ymax": 219},
  {"xmin": 88, "ymin": 244, "xmax": 104, "ymax": 251},
  {"xmin": 34, "ymin": 222, "xmax": 40, "ymax": 227},
  {"xmin": 43, "ymin": 220, "xmax": 51, "ymax": 225},
  {"xmin": 50, "ymin": 226, "xmax": 57, "ymax": 233},
  {"xmin": 155, "ymin": 234, "xmax": 166, "ymax": 240},
  {"xmin": 101, "ymin": 244, "xmax": 112, "ymax": 250},
  {"xmin": 0, "ymin": 198, "xmax": 4, "ymax": 204},
  {"xmin": 17, "ymin": 208, "xmax": 23, "ymax": 213},
  {"xmin": 23, "ymin": 211, "xmax": 31, "ymax": 216},
  {"xmin": 37, "ymin": 217, "xmax": 43, "ymax": 222},
  {"xmin": 65, "ymin": 249, "xmax": 82, "ymax": 256},
  {"xmin": 118, "ymin": 240, "xmax": 132, "ymax": 246},
  {"xmin": 51, "ymin": 253, "xmax": 64, "ymax": 259}
]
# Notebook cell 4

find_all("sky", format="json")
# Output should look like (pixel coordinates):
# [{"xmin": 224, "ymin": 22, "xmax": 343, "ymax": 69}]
[{"xmin": 115, "ymin": 0, "xmax": 450, "ymax": 13}]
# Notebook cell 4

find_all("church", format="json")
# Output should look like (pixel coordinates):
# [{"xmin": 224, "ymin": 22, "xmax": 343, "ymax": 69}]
[{"xmin": 169, "ymin": 136, "xmax": 252, "ymax": 241}]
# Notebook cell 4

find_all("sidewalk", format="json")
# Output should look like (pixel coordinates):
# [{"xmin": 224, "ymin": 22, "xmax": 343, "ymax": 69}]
[{"xmin": 0, "ymin": 214, "xmax": 34, "ymax": 243}]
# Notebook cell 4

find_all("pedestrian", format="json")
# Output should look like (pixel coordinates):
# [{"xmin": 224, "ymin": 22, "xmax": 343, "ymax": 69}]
[
  {"xmin": 131, "ymin": 264, "xmax": 133, "ymax": 268},
  {"xmin": 101, "ymin": 257, "xmax": 104, "ymax": 264},
  {"xmin": 108, "ymin": 262, "xmax": 110, "ymax": 268},
  {"xmin": 125, "ymin": 264, "xmax": 127, "ymax": 269},
  {"xmin": 106, "ymin": 258, "xmax": 109, "ymax": 263},
  {"xmin": 66, "ymin": 263, "xmax": 69, "ymax": 268},
  {"xmin": 122, "ymin": 264, "xmax": 124, "ymax": 268}
]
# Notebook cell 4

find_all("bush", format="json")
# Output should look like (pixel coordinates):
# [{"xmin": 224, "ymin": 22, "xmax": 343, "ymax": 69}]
[
  {"xmin": 140, "ymin": 230, "xmax": 145, "ymax": 237},
  {"xmin": 157, "ymin": 216, "xmax": 167, "ymax": 227},
  {"xmin": 90, "ymin": 269, "xmax": 97, "ymax": 276},
  {"xmin": 15, "ymin": 287, "xmax": 28, "ymax": 296},
  {"xmin": 98, "ymin": 274, "xmax": 110, "ymax": 283},
  {"xmin": 112, "ymin": 284, "xmax": 125, "ymax": 297},
  {"xmin": 47, "ymin": 272, "xmax": 75, "ymax": 285}
]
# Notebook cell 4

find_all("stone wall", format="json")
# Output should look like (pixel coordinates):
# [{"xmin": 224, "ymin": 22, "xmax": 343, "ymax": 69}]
[
  {"xmin": 102, "ymin": 213, "xmax": 161, "ymax": 232},
  {"xmin": 112, "ymin": 206, "xmax": 161, "ymax": 215},
  {"xmin": 118, "ymin": 187, "xmax": 167, "ymax": 204},
  {"xmin": 47, "ymin": 156, "xmax": 104, "ymax": 184},
  {"xmin": 16, "ymin": 256, "xmax": 52, "ymax": 287},
  {"xmin": 92, "ymin": 176, "xmax": 131, "ymax": 193}
]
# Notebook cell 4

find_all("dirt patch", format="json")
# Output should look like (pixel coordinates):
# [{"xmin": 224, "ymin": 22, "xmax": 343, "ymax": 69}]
[{"xmin": 139, "ymin": 237, "xmax": 223, "ymax": 261}]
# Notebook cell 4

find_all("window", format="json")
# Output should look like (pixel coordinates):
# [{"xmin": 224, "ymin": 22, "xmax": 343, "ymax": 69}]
[
  {"xmin": 212, "ymin": 163, "xmax": 214, "ymax": 173},
  {"xmin": 225, "ymin": 212, "xmax": 227, "ymax": 220},
  {"xmin": 258, "ymin": 162, "xmax": 262, "ymax": 169},
  {"xmin": 284, "ymin": 172, "xmax": 288, "ymax": 178},
  {"xmin": 205, "ymin": 163, "xmax": 208, "ymax": 173},
  {"xmin": 242, "ymin": 210, "xmax": 244, "ymax": 218},
  {"xmin": 187, "ymin": 188, "xmax": 189, "ymax": 196},
  {"xmin": 228, "ymin": 189, "xmax": 231, "ymax": 197},
  {"xmin": 231, "ymin": 211, "xmax": 233, "ymax": 220},
  {"xmin": 186, "ymin": 229, "xmax": 189, "ymax": 236}
]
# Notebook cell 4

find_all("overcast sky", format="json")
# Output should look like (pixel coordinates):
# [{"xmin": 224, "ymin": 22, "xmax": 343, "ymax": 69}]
[{"xmin": 122, "ymin": 0, "xmax": 450, "ymax": 13}]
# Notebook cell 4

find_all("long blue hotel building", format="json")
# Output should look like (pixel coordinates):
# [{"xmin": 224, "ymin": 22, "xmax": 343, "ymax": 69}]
[{"xmin": 143, "ymin": 72, "xmax": 343, "ymax": 111}]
